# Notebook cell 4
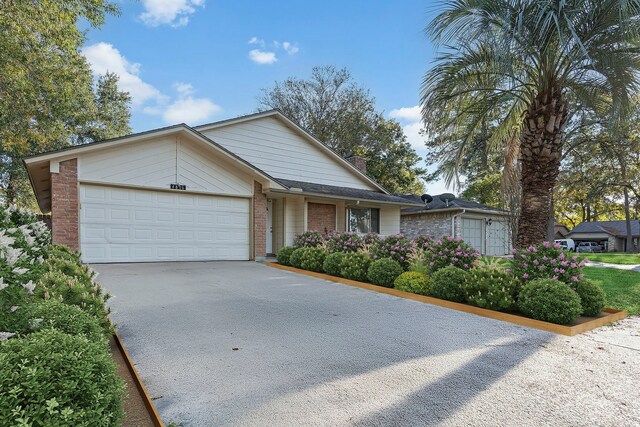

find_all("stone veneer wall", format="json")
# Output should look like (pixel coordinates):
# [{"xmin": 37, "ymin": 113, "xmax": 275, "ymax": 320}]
[{"xmin": 400, "ymin": 212, "xmax": 454, "ymax": 240}]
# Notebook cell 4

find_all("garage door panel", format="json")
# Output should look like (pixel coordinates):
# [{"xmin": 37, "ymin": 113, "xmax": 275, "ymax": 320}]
[{"xmin": 80, "ymin": 185, "xmax": 250, "ymax": 263}]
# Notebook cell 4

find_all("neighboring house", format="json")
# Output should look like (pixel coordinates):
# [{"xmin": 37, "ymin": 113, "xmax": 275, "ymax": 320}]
[
  {"xmin": 23, "ymin": 110, "xmax": 421, "ymax": 263},
  {"xmin": 554, "ymin": 222, "xmax": 571, "ymax": 240},
  {"xmin": 568, "ymin": 220, "xmax": 640, "ymax": 252},
  {"xmin": 400, "ymin": 195, "xmax": 512, "ymax": 256}
]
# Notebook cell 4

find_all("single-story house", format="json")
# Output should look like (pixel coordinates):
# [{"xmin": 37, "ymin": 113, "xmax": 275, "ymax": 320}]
[
  {"xmin": 568, "ymin": 220, "xmax": 640, "ymax": 252},
  {"xmin": 23, "ymin": 110, "xmax": 421, "ymax": 263},
  {"xmin": 399, "ymin": 195, "xmax": 512, "ymax": 256},
  {"xmin": 554, "ymin": 222, "xmax": 571, "ymax": 240}
]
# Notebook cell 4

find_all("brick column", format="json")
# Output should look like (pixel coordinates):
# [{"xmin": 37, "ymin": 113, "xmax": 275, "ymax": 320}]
[
  {"xmin": 51, "ymin": 159, "xmax": 79, "ymax": 251},
  {"xmin": 253, "ymin": 181, "xmax": 267, "ymax": 259}
]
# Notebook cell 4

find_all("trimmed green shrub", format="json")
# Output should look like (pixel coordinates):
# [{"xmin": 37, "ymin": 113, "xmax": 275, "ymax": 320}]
[
  {"xmin": 367, "ymin": 258, "xmax": 403, "ymax": 287},
  {"xmin": 0, "ymin": 330, "xmax": 125, "ymax": 426},
  {"xmin": 293, "ymin": 231, "xmax": 324, "ymax": 249},
  {"xmin": 299, "ymin": 248, "xmax": 328, "ymax": 272},
  {"xmin": 394, "ymin": 271, "xmax": 430, "ymax": 295},
  {"xmin": 289, "ymin": 248, "xmax": 309, "ymax": 269},
  {"xmin": 24, "ymin": 300, "xmax": 108, "ymax": 344},
  {"xmin": 463, "ymin": 268, "xmax": 518, "ymax": 311},
  {"xmin": 575, "ymin": 279, "xmax": 606, "ymax": 317},
  {"xmin": 340, "ymin": 252, "xmax": 372, "ymax": 282},
  {"xmin": 323, "ymin": 252, "xmax": 345, "ymax": 277},
  {"xmin": 430, "ymin": 266, "xmax": 468, "ymax": 302},
  {"xmin": 276, "ymin": 246, "xmax": 295, "ymax": 266},
  {"xmin": 518, "ymin": 279, "xmax": 582, "ymax": 324}
]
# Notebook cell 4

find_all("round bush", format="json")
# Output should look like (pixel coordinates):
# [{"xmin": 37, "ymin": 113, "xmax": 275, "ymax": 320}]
[
  {"xmin": 289, "ymin": 248, "xmax": 309, "ymax": 269},
  {"xmin": 430, "ymin": 266, "xmax": 468, "ymax": 302},
  {"xmin": 575, "ymin": 279, "xmax": 606, "ymax": 317},
  {"xmin": 518, "ymin": 279, "xmax": 582, "ymax": 324},
  {"xmin": 340, "ymin": 253, "xmax": 372, "ymax": 282},
  {"xmin": 293, "ymin": 231, "xmax": 324, "ymax": 249},
  {"xmin": 0, "ymin": 329, "xmax": 125, "ymax": 426},
  {"xmin": 394, "ymin": 271, "xmax": 430, "ymax": 295},
  {"xmin": 367, "ymin": 258, "xmax": 403, "ymax": 287},
  {"xmin": 299, "ymin": 248, "xmax": 328, "ymax": 272},
  {"xmin": 463, "ymin": 268, "xmax": 518, "ymax": 311},
  {"xmin": 276, "ymin": 246, "xmax": 295, "ymax": 266},
  {"xmin": 323, "ymin": 252, "xmax": 345, "ymax": 277},
  {"xmin": 325, "ymin": 231, "xmax": 364, "ymax": 253},
  {"xmin": 25, "ymin": 300, "xmax": 108, "ymax": 344}
]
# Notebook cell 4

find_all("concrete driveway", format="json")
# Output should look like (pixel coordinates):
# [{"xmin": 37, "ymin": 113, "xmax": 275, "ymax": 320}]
[{"xmin": 95, "ymin": 262, "xmax": 639, "ymax": 426}]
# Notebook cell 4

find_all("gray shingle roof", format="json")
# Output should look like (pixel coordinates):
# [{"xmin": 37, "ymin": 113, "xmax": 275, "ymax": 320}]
[
  {"xmin": 399, "ymin": 194, "xmax": 509, "ymax": 214},
  {"xmin": 276, "ymin": 179, "xmax": 422, "ymax": 205},
  {"xmin": 569, "ymin": 220, "xmax": 640, "ymax": 237}
]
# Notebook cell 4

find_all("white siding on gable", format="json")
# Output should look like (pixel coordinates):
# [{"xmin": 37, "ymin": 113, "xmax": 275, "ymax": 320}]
[
  {"xmin": 199, "ymin": 116, "xmax": 376, "ymax": 190},
  {"xmin": 78, "ymin": 136, "xmax": 252, "ymax": 197}
]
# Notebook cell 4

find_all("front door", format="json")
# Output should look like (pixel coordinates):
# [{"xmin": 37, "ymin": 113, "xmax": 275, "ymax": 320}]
[{"xmin": 266, "ymin": 199, "xmax": 273, "ymax": 254}]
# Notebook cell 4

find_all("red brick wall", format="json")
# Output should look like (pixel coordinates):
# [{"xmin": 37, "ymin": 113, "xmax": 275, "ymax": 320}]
[
  {"xmin": 51, "ymin": 159, "xmax": 79, "ymax": 251},
  {"xmin": 253, "ymin": 181, "xmax": 267, "ymax": 259},
  {"xmin": 307, "ymin": 202, "xmax": 336, "ymax": 234}
]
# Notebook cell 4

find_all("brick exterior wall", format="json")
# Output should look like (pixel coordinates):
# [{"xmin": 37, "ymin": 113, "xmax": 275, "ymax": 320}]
[
  {"xmin": 307, "ymin": 202, "xmax": 337, "ymax": 234},
  {"xmin": 253, "ymin": 181, "xmax": 268, "ymax": 259},
  {"xmin": 51, "ymin": 159, "xmax": 79, "ymax": 251},
  {"xmin": 400, "ymin": 212, "xmax": 454, "ymax": 240}
]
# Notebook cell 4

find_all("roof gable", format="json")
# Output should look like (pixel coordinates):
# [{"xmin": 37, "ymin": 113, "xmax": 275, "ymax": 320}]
[{"xmin": 569, "ymin": 220, "xmax": 640, "ymax": 237}]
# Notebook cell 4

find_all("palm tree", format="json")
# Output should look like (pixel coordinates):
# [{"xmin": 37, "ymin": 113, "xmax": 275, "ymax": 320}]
[{"xmin": 421, "ymin": 0, "xmax": 640, "ymax": 247}]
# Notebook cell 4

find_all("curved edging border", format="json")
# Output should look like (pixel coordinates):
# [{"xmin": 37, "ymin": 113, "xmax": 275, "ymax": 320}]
[
  {"xmin": 266, "ymin": 262, "xmax": 627, "ymax": 336},
  {"xmin": 113, "ymin": 332, "xmax": 164, "ymax": 427}
]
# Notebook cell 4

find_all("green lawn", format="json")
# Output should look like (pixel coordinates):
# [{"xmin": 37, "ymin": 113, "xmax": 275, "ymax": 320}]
[
  {"xmin": 583, "ymin": 267, "xmax": 640, "ymax": 315},
  {"xmin": 579, "ymin": 253, "xmax": 640, "ymax": 265}
]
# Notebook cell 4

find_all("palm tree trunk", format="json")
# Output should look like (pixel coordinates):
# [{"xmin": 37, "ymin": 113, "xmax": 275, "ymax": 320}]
[{"xmin": 516, "ymin": 88, "xmax": 567, "ymax": 248}]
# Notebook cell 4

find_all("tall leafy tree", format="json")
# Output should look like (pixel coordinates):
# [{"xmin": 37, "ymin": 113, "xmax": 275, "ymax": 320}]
[
  {"xmin": 258, "ymin": 66, "xmax": 426, "ymax": 193},
  {"xmin": 0, "ymin": 0, "xmax": 120, "ymax": 207},
  {"xmin": 422, "ymin": 0, "xmax": 640, "ymax": 247}
]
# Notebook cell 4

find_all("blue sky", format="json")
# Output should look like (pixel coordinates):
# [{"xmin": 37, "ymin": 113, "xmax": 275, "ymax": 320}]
[{"xmin": 84, "ymin": 0, "xmax": 448, "ymax": 193}]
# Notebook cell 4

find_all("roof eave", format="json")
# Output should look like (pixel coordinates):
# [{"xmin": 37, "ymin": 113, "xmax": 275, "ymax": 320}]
[{"xmin": 268, "ymin": 188, "xmax": 422, "ymax": 207}]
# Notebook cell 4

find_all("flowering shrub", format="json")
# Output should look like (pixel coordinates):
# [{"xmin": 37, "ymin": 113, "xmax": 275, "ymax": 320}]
[
  {"xmin": 413, "ymin": 235, "xmax": 432, "ymax": 250},
  {"xmin": 293, "ymin": 231, "xmax": 324, "ymax": 249},
  {"xmin": 370, "ymin": 234, "xmax": 414, "ymax": 269},
  {"xmin": 362, "ymin": 233, "xmax": 381, "ymax": 246},
  {"xmin": 423, "ymin": 236, "xmax": 480, "ymax": 272},
  {"xmin": 463, "ymin": 268, "xmax": 518, "ymax": 311},
  {"xmin": 509, "ymin": 241, "xmax": 586, "ymax": 284},
  {"xmin": 394, "ymin": 271, "xmax": 430, "ymax": 295},
  {"xmin": 324, "ymin": 231, "xmax": 363, "ymax": 253},
  {"xmin": 367, "ymin": 258, "xmax": 403, "ymax": 287}
]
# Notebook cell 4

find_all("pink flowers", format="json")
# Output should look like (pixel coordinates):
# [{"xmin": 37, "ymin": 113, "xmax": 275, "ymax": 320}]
[{"xmin": 510, "ymin": 241, "xmax": 585, "ymax": 285}]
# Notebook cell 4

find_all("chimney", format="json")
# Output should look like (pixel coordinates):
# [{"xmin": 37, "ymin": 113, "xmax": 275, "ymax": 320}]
[{"xmin": 345, "ymin": 155, "xmax": 367, "ymax": 174}]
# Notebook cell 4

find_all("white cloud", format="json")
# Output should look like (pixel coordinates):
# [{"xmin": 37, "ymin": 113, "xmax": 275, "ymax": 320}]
[
  {"xmin": 248, "ymin": 36, "xmax": 265, "ymax": 47},
  {"xmin": 163, "ymin": 97, "xmax": 221, "ymax": 124},
  {"xmin": 389, "ymin": 105, "xmax": 425, "ymax": 150},
  {"xmin": 249, "ymin": 49, "xmax": 277, "ymax": 65},
  {"xmin": 282, "ymin": 41, "xmax": 299, "ymax": 55},
  {"xmin": 173, "ymin": 82, "xmax": 194, "ymax": 97},
  {"xmin": 389, "ymin": 105, "xmax": 422, "ymax": 122},
  {"xmin": 139, "ymin": 0, "xmax": 205, "ymax": 27},
  {"xmin": 82, "ymin": 42, "xmax": 165, "ymax": 107}
]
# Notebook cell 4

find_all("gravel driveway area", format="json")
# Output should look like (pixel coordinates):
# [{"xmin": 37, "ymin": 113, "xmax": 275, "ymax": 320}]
[{"xmin": 94, "ymin": 261, "xmax": 640, "ymax": 426}]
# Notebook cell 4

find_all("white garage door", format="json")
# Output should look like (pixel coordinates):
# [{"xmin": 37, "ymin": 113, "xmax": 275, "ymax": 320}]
[
  {"xmin": 80, "ymin": 185, "xmax": 250, "ymax": 263},
  {"xmin": 461, "ymin": 218, "xmax": 483, "ymax": 252},
  {"xmin": 486, "ymin": 221, "xmax": 510, "ymax": 256}
]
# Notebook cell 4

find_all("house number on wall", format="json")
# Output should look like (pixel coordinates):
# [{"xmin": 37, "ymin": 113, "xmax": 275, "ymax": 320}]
[{"xmin": 170, "ymin": 183, "xmax": 187, "ymax": 190}]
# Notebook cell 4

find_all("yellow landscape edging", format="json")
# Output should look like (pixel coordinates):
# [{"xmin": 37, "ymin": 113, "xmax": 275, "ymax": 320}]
[
  {"xmin": 266, "ymin": 262, "xmax": 627, "ymax": 336},
  {"xmin": 113, "ymin": 332, "xmax": 164, "ymax": 427}
]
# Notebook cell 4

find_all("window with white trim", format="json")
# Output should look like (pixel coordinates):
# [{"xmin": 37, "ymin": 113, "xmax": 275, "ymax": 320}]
[{"xmin": 347, "ymin": 207, "xmax": 380, "ymax": 234}]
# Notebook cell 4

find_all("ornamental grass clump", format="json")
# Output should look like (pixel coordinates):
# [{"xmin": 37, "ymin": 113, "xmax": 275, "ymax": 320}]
[
  {"xmin": 324, "ymin": 231, "xmax": 364, "ymax": 253},
  {"xmin": 518, "ymin": 278, "xmax": 582, "ymax": 324},
  {"xmin": 299, "ymin": 248, "xmax": 328, "ymax": 272},
  {"xmin": 463, "ymin": 267, "xmax": 518, "ymax": 311},
  {"xmin": 423, "ymin": 236, "xmax": 480, "ymax": 272},
  {"xmin": 394, "ymin": 271, "xmax": 430, "ymax": 295},
  {"xmin": 293, "ymin": 231, "xmax": 324, "ymax": 249},
  {"xmin": 430, "ymin": 266, "xmax": 468, "ymax": 302},
  {"xmin": 370, "ymin": 234, "xmax": 414, "ymax": 269},
  {"xmin": 367, "ymin": 258, "xmax": 403, "ymax": 287},
  {"xmin": 509, "ymin": 241, "xmax": 586, "ymax": 284},
  {"xmin": 276, "ymin": 246, "xmax": 295, "ymax": 266},
  {"xmin": 340, "ymin": 252, "xmax": 371, "ymax": 282},
  {"xmin": 323, "ymin": 252, "xmax": 345, "ymax": 277}
]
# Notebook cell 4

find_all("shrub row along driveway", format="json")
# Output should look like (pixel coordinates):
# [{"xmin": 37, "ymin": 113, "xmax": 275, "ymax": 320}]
[{"xmin": 95, "ymin": 262, "xmax": 639, "ymax": 426}]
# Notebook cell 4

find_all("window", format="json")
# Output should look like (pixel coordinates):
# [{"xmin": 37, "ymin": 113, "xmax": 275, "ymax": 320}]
[{"xmin": 347, "ymin": 207, "xmax": 380, "ymax": 234}]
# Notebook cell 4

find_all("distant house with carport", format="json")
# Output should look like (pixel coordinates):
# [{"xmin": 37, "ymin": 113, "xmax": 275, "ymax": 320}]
[
  {"xmin": 554, "ymin": 222, "xmax": 571, "ymax": 240},
  {"xmin": 400, "ymin": 194, "xmax": 512, "ymax": 256},
  {"xmin": 568, "ymin": 220, "xmax": 640, "ymax": 252}
]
